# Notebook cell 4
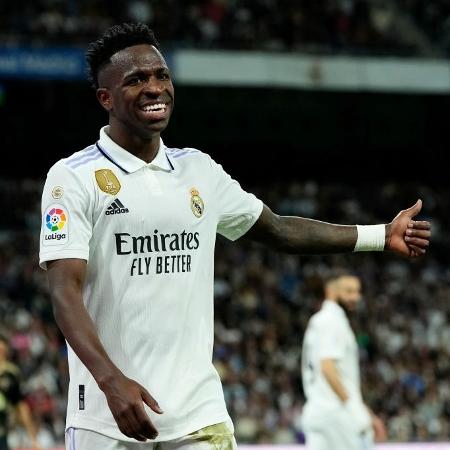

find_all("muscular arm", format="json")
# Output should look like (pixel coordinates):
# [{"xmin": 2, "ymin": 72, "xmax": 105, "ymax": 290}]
[
  {"xmin": 47, "ymin": 259, "xmax": 119, "ymax": 386},
  {"xmin": 320, "ymin": 358, "xmax": 348, "ymax": 402},
  {"xmin": 47, "ymin": 259, "xmax": 162, "ymax": 441},
  {"xmin": 246, "ymin": 205, "xmax": 361, "ymax": 254},
  {"xmin": 246, "ymin": 202, "xmax": 430, "ymax": 257}
]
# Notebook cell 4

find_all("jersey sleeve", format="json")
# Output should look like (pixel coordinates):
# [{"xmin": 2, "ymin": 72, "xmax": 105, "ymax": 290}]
[
  {"xmin": 209, "ymin": 157, "xmax": 263, "ymax": 241},
  {"xmin": 39, "ymin": 161, "xmax": 92, "ymax": 269},
  {"xmin": 316, "ymin": 317, "xmax": 346, "ymax": 360}
]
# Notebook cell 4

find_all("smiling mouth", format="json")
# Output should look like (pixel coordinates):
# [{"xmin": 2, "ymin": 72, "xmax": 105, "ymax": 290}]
[{"xmin": 139, "ymin": 103, "xmax": 167, "ymax": 113}]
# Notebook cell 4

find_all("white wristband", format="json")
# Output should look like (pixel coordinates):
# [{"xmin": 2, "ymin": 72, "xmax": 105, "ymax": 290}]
[{"xmin": 354, "ymin": 224, "xmax": 386, "ymax": 252}]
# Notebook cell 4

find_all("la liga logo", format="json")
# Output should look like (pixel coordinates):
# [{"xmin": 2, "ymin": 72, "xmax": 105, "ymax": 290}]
[
  {"xmin": 43, "ymin": 204, "xmax": 68, "ymax": 245},
  {"xmin": 46, "ymin": 207, "xmax": 66, "ymax": 232}
]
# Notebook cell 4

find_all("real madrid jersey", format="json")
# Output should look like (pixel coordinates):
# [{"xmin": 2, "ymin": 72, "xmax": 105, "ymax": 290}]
[
  {"xmin": 39, "ymin": 126, "xmax": 263, "ymax": 442},
  {"xmin": 301, "ymin": 301, "xmax": 363, "ymax": 411}
]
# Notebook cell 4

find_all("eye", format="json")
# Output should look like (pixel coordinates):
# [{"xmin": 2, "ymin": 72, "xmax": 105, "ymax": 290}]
[{"xmin": 158, "ymin": 72, "xmax": 171, "ymax": 81}]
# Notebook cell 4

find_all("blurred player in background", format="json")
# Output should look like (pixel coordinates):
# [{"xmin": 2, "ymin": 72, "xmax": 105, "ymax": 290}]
[
  {"xmin": 0, "ymin": 336, "xmax": 41, "ymax": 450},
  {"xmin": 301, "ymin": 272, "xmax": 387, "ymax": 450},
  {"xmin": 39, "ymin": 23, "xmax": 430, "ymax": 450}
]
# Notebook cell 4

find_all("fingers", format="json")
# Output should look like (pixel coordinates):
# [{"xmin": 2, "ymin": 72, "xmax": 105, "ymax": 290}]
[
  {"xmin": 133, "ymin": 402, "xmax": 159, "ymax": 440},
  {"xmin": 404, "ymin": 236, "xmax": 429, "ymax": 248},
  {"xmin": 117, "ymin": 409, "xmax": 146, "ymax": 441},
  {"xmin": 407, "ymin": 220, "xmax": 431, "ymax": 231},
  {"xmin": 117, "ymin": 402, "xmax": 157, "ymax": 441},
  {"xmin": 406, "ymin": 228, "xmax": 431, "ymax": 239},
  {"xmin": 141, "ymin": 387, "xmax": 163, "ymax": 414},
  {"xmin": 408, "ymin": 244, "xmax": 426, "ymax": 257},
  {"xmin": 405, "ymin": 199, "xmax": 422, "ymax": 217}
]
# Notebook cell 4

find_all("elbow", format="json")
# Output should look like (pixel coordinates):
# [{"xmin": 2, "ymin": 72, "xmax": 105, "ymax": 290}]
[{"xmin": 270, "ymin": 215, "xmax": 296, "ymax": 253}]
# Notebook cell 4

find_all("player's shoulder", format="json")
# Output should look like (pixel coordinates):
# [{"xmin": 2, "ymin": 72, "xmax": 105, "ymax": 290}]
[
  {"xmin": 311, "ymin": 305, "xmax": 342, "ymax": 328},
  {"xmin": 165, "ymin": 145, "xmax": 220, "ymax": 176},
  {"xmin": 165, "ymin": 145, "xmax": 227, "ymax": 178},
  {"xmin": 165, "ymin": 145, "xmax": 205, "ymax": 163},
  {"xmin": 47, "ymin": 144, "xmax": 103, "ymax": 177}
]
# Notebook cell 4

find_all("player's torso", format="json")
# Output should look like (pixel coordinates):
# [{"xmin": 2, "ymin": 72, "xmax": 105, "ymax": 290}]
[
  {"xmin": 303, "ymin": 313, "xmax": 360, "ymax": 403},
  {"xmin": 84, "ymin": 157, "xmax": 216, "ymax": 278}
]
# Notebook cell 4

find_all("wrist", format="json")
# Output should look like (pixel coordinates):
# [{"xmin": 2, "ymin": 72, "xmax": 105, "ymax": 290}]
[
  {"xmin": 354, "ymin": 224, "xmax": 386, "ymax": 252},
  {"xmin": 96, "ymin": 367, "xmax": 123, "ymax": 392},
  {"xmin": 384, "ymin": 223, "xmax": 392, "ymax": 250}
]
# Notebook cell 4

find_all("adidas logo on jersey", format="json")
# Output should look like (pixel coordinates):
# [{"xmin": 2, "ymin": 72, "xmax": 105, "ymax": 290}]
[{"xmin": 105, "ymin": 198, "xmax": 129, "ymax": 215}]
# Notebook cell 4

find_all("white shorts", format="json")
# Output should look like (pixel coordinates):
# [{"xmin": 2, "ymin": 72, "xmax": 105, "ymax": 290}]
[
  {"xmin": 302, "ymin": 408, "xmax": 374, "ymax": 450},
  {"xmin": 65, "ymin": 421, "xmax": 237, "ymax": 450}
]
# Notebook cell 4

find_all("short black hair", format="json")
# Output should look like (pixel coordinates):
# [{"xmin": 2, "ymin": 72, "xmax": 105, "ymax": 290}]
[
  {"xmin": 324, "ymin": 268, "xmax": 357, "ymax": 287},
  {"xmin": 86, "ymin": 23, "xmax": 160, "ymax": 89}
]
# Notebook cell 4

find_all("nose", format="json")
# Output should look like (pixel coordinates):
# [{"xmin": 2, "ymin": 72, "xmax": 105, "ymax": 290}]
[{"xmin": 143, "ymin": 77, "xmax": 165, "ymax": 96}]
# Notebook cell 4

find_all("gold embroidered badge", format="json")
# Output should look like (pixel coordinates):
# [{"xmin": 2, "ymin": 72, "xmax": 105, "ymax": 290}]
[
  {"xmin": 190, "ymin": 187, "xmax": 204, "ymax": 218},
  {"xmin": 95, "ymin": 169, "xmax": 121, "ymax": 195}
]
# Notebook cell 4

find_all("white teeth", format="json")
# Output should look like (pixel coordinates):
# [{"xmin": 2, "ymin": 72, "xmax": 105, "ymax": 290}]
[{"xmin": 142, "ymin": 103, "xmax": 166, "ymax": 112}]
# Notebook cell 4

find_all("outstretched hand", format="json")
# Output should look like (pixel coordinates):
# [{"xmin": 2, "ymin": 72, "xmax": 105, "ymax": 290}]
[{"xmin": 386, "ymin": 199, "xmax": 431, "ymax": 258}]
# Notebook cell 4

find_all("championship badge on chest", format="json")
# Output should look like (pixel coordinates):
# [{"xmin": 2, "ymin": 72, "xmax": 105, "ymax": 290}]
[
  {"xmin": 190, "ymin": 187, "xmax": 204, "ymax": 218},
  {"xmin": 95, "ymin": 169, "xmax": 121, "ymax": 195}
]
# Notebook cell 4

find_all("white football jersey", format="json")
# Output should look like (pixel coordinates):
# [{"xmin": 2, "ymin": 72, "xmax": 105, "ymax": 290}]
[
  {"xmin": 39, "ymin": 126, "xmax": 263, "ymax": 442},
  {"xmin": 301, "ymin": 300, "xmax": 363, "ymax": 411}
]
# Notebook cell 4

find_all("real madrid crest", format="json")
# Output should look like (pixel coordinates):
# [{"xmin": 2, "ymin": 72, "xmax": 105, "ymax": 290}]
[
  {"xmin": 95, "ymin": 169, "xmax": 121, "ymax": 195},
  {"xmin": 190, "ymin": 187, "xmax": 204, "ymax": 218}
]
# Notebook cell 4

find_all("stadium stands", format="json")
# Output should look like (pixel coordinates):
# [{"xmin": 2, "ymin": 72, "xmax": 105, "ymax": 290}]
[
  {"xmin": 1, "ymin": 0, "xmax": 449, "ymax": 56},
  {"xmin": 1, "ymin": 178, "xmax": 449, "ymax": 446}
]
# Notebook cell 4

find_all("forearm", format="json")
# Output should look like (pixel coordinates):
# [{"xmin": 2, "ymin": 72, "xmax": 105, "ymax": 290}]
[
  {"xmin": 17, "ymin": 402, "xmax": 37, "ymax": 441},
  {"xmin": 267, "ymin": 215, "xmax": 358, "ymax": 254},
  {"xmin": 321, "ymin": 359, "xmax": 349, "ymax": 402},
  {"xmin": 249, "ymin": 204, "xmax": 392, "ymax": 254},
  {"xmin": 51, "ymin": 285, "xmax": 121, "ymax": 388}
]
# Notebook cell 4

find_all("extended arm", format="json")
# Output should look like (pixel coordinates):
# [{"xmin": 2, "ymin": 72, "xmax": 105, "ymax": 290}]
[
  {"xmin": 246, "ymin": 200, "xmax": 431, "ymax": 257},
  {"xmin": 47, "ymin": 259, "xmax": 162, "ymax": 441}
]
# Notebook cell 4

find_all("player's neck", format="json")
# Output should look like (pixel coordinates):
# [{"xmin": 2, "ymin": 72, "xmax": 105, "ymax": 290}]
[{"xmin": 107, "ymin": 124, "xmax": 160, "ymax": 164}]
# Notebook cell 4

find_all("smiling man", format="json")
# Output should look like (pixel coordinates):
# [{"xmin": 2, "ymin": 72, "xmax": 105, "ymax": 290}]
[{"xmin": 39, "ymin": 23, "xmax": 431, "ymax": 450}]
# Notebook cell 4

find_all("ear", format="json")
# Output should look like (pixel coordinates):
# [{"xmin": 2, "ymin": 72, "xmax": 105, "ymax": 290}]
[{"xmin": 96, "ymin": 88, "xmax": 113, "ymax": 111}]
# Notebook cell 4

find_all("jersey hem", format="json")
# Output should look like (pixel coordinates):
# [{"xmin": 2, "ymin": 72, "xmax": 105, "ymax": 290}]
[
  {"xmin": 66, "ymin": 411, "xmax": 232, "ymax": 443},
  {"xmin": 223, "ymin": 199, "xmax": 264, "ymax": 242}
]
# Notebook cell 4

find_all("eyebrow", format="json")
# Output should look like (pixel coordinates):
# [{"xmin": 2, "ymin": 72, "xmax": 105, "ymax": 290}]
[{"xmin": 123, "ymin": 66, "xmax": 169, "ymax": 80}]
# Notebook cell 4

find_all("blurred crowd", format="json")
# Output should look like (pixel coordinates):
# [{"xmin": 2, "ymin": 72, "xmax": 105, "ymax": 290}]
[
  {"xmin": 0, "ymin": 177, "xmax": 449, "ymax": 447},
  {"xmin": 1, "ymin": 0, "xmax": 450, "ymax": 56}
]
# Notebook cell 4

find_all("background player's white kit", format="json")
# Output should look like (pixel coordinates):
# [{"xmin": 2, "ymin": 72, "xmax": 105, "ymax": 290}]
[{"xmin": 301, "ymin": 300, "xmax": 373, "ymax": 450}]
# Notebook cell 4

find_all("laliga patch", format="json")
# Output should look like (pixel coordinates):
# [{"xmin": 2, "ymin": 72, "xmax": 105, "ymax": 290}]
[
  {"xmin": 42, "ymin": 204, "xmax": 69, "ymax": 246},
  {"xmin": 95, "ymin": 169, "xmax": 121, "ymax": 195},
  {"xmin": 190, "ymin": 187, "xmax": 204, "ymax": 218}
]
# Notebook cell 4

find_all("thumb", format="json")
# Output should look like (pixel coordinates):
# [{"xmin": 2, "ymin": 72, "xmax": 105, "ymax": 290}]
[
  {"xmin": 404, "ymin": 199, "xmax": 422, "ymax": 218},
  {"xmin": 141, "ymin": 387, "xmax": 163, "ymax": 414}
]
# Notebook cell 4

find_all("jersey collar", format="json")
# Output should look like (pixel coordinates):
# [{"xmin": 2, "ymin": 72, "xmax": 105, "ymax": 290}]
[
  {"xmin": 97, "ymin": 126, "xmax": 174, "ymax": 174},
  {"xmin": 322, "ymin": 299, "xmax": 347, "ymax": 318}
]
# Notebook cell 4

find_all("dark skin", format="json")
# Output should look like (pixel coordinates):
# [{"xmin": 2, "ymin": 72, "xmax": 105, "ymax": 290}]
[{"xmin": 47, "ymin": 43, "xmax": 431, "ymax": 442}]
